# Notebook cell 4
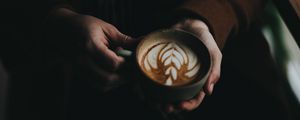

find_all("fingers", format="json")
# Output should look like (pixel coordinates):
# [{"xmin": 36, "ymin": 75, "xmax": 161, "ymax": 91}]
[
  {"xmin": 175, "ymin": 20, "xmax": 222, "ymax": 95},
  {"xmin": 185, "ymin": 27, "xmax": 222, "ymax": 95},
  {"xmin": 88, "ymin": 39, "xmax": 125, "ymax": 71},
  {"xmin": 89, "ymin": 23, "xmax": 136, "ymax": 70},
  {"xmin": 159, "ymin": 20, "xmax": 221, "ymax": 113},
  {"xmin": 102, "ymin": 23, "xmax": 138, "ymax": 49},
  {"xmin": 193, "ymin": 29, "xmax": 222, "ymax": 95},
  {"xmin": 163, "ymin": 91, "xmax": 206, "ymax": 113},
  {"xmin": 204, "ymin": 50, "xmax": 222, "ymax": 95},
  {"xmin": 85, "ymin": 56, "xmax": 124, "ymax": 92},
  {"xmin": 179, "ymin": 91, "xmax": 206, "ymax": 111}
]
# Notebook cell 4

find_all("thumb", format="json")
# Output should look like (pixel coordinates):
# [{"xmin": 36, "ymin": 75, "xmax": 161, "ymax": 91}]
[
  {"xmin": 116, "ymin": 33, "xmax": 138, "ymax": 50},
  {"xmin": 103, "ymin": 25, "xmax": 137, "ymax": 49}
]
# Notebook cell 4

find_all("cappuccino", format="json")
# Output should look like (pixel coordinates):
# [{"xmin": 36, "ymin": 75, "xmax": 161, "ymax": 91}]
[{"xmin": 137, "ymin": 35, "xmax": 201, "ymax": 86}]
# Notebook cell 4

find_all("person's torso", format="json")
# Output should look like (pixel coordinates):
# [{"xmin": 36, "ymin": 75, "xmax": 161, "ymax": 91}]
[{"xmin": 69, "ymin": 0, "xmax": 182, "ymax": 37}]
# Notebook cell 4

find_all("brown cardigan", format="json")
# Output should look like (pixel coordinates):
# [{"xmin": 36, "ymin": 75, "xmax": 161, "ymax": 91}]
[{"xmin": 180, "ymin": 0, "xmax": 267, "ymax": 49}]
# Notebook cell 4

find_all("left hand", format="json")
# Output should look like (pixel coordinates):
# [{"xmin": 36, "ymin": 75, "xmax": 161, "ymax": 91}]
[{"xmin": 165, "ymin": 19, "xmax": 222, "ymax": 112}]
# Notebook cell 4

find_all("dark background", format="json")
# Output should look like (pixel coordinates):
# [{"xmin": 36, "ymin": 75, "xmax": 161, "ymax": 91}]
[{"xmin": 0, "ymin": 0, "xmax": 298, "ymax": 120}]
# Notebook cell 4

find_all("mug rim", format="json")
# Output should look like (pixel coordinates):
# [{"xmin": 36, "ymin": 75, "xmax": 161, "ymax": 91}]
[{"xmin": 135, "ymin": 29, "xmax": 212, "ymax": 89}]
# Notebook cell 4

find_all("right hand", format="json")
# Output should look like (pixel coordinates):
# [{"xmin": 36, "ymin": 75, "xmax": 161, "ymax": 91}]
[{"xmin": 164, "ymin": 19, "xmax": 222, "ymax": 113}]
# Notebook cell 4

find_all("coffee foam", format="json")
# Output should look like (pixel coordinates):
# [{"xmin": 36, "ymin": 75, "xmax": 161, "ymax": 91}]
[{"xmin": 138, "ymin": 38, "xmax": 201, "ymax": 86}]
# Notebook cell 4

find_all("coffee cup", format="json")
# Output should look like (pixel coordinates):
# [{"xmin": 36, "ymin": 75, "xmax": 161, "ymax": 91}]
[{"xmin": 135, "ymin": 29, "xmax": 211, "ymax": 103}]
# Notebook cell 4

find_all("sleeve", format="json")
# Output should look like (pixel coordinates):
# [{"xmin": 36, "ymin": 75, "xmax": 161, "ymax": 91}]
[{"xmin": 177, "ymin": 0, "xmax": 267, "ymax": 49}]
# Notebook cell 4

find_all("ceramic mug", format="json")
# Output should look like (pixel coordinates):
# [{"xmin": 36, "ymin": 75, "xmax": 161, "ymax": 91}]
[{"xmin": 134, "ymin": 29, "xmax": 212, "ymax": 103}]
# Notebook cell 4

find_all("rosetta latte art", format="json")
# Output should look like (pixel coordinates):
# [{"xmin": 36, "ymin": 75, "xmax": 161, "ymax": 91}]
[{"xmin": 142, "ymin": 42, "xmax": 200, "ymax": 86}]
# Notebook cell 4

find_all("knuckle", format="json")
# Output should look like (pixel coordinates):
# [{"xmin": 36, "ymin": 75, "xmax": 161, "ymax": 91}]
[
  {"xmin": 107, "ymin": 24, "xmax": 118, "ymax": 32},
  {"xmin": 212, "ymin": 70, "xmax": 220, "ymax": 79},
  {"xmin": 103, "ymin": 23, "xmax": 117, "ymax": 33},
  {"xmin": 104, "ymin": 22, "xmax": 114, "ymax": 28},
  {"xmin": 211, "ymin": 71, "xmax": 221, "ymax": 82},
  {"xmin": 213, "ymin": 70, "xmax": 220, "ymax": 77},
  {"xmin": 218, "ymin": 51, "xmax": 223, "ymax": 59}
]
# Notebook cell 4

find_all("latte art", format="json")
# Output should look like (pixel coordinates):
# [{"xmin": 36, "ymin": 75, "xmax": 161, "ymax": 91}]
[{"xmin": 141, "ymin": 41, "xmax": 201, "ymax": 86}]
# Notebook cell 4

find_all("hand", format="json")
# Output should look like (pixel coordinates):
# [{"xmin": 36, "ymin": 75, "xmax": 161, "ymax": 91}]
[
  {"xmin": 80, "ymin": 15, "xmax": 135, "ymax": 70},
  {"xmin": 48, "ymin": 8, "xmax": 136, "ymax": 91},
  {"xmin": 165, "ymin": 19, "xmax": 222, "ymax": 112}
]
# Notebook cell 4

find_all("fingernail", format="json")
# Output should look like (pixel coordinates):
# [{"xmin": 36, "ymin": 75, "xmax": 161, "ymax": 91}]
[{"xmin": 209, "ymin": 84, "xmax": 214, "ymax": 95}]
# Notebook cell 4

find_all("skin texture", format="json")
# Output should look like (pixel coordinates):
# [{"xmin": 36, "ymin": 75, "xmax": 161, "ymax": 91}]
[
  {"xmin": 49, "ymin": 8, "xmax": 136, "ymax": 70},
  {"xmin": 163, "ymin": 19, "xmax": 222, "ymax": 112},
  {"xmin": 48, "ymin": 8, "xmax": 221, "ymax": 112}
]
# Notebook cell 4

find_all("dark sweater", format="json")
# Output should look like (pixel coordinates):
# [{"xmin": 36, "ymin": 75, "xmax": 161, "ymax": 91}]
[{"xmin": 48, "ymin": 0, "xmax": 267, "ymax": 49}]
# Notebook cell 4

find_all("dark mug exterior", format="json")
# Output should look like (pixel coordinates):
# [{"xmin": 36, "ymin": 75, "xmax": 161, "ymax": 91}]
[{"xmin": 135, "ymin": 29, "xmax": 212, "ymax": 103}]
